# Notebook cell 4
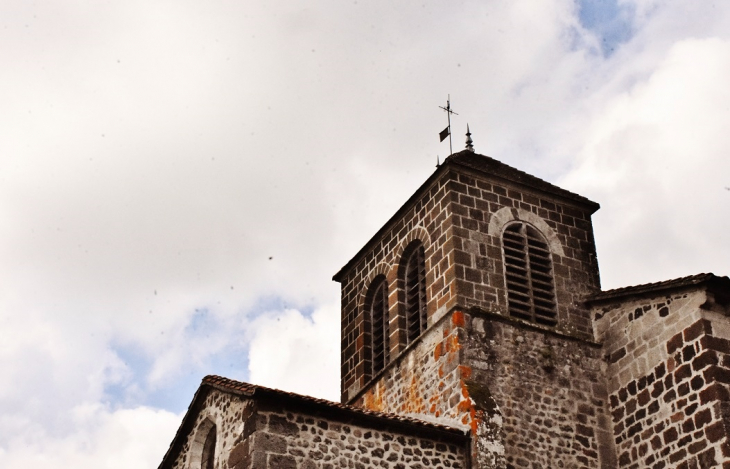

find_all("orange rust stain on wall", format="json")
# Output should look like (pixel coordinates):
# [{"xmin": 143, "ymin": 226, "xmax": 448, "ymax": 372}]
[
  {"xmin": 363, "ymin": 384, "xmax": 385, "ymax": 412},
  {"xmin": 405, "ymin": 376, "xmax": 426, "ymax": 414},
  {"xmin": 452, "ymin": 310, "xmax": 465, "ymax": 327},
  {"xmin": 457, "ymin": 399, "xmax": 472, "ymax": 413},
  {"xmin": 444, "ymin": 334, "xmax": 461, "ymax": 353},
  {"xmin": 433, "ymin": 342, "xmax": 443, "ymax": 360},
  {"xmin": 458, "ymin": 381, "xmax": 480, "ymax": 435}
]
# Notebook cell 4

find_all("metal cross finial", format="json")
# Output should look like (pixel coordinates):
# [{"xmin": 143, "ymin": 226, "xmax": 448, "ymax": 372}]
[
  {"xmin": 439, "ymin": 95, "xmax": 458, "ymax": 155},
  {"xmin": 465, "ymin": 124, "xmax": 474, "ymax": 152}
]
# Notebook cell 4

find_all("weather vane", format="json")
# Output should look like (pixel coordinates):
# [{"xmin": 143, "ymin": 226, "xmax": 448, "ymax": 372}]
[{"xmin": 439, "ymin": 95, "xmax": 458, "ymax": 155}]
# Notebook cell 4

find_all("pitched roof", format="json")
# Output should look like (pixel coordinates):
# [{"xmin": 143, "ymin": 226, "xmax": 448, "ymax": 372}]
[
  {"xmin": 203, "ymin": 375, "xmax": 466, "ymax": 434},
  {"xmin": 159, "ymin": 375, "xmax": 468, "ymax": 469},
  {"xmin": 333, "ymin": 151, "xmax": 597, "ymax": 282},
  {"xmin": 448, "ymin": 151, "xmax": 599, "ymax": 210},
  {"xmin": 586, "ymin": 273, "xmax": 730, "ymax": 304}
]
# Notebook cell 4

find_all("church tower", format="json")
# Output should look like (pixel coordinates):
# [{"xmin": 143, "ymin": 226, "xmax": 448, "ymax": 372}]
[
  {"xmin": 333, "ymin": 148, "xmax": 616, "ymax": 467},
  {"xmin": 159, "ymin": 135, "xmax": 730, "ymax": 469}
]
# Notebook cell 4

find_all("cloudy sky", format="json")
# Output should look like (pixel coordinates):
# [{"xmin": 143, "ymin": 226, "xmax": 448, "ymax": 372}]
[{"xmin": 1, "ymin": 0, "xmax": 729, "ymax": 467}]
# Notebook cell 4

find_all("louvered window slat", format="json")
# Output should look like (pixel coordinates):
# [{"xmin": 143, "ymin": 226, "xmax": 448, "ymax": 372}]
[
  {"xmin": 531, "ymin": 271, "xmax": 553, "ymax": 282},
  {"xmin": 530, "ymin": 284, "xmax": 555, "ymax": 298},
  {"xmin": 526, "ymin": 242, "xmax": 550, "ymax": 254},
  {"xmin": 368, "ymin": 278, "xmax": 389, "ymax": 376},
  {"xmin": 502, "ymin": 223, "xmax": 558, "ymax": 326},
  {"xmin": 506, "ymin": 265, "xmax": 529, "ymax": 277},
  {"xmin": 503, "ymin": 251, "xmax": 528, "ymax": 264},
  {"xmin": 404, "ymin": 245, "xmax": 427, "ymax": 344}
]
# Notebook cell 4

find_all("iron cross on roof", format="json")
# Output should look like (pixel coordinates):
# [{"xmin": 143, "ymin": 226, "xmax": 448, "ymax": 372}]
[{"xmin": 439, "ymin": 96, "xmax": 458, "ymax": 155}]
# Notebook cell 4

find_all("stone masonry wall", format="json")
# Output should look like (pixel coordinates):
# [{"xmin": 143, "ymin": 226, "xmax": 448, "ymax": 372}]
[
  {"xmin": 338, "ymin": 170, "xmax": 456, "ymax": 403},
  {"xmin": 445, "ymin": 167, "xmax": 600, "ymax": 340},
  {"xmin": 168, "ymin": 387, "xmax": 469, "ymax": 469},
  {"xmin": 352, "ymin": 310, "xmax": 472, "ymax": 429},
  {"xmin": 169, "ymin": 389, "xmax": 255, "ymax": 469},
  {"xmin": 351, "ymin": 305, "xmax": 617, "ymax": 469},
  {"xmin": 352, "ymin": 308, "xmax": 506, "ymax": 467},
  {"xmin": 246, "ymin": 401, "xmax": 469, "ymax": 469},
  {"xmin": 462, "ymin": 310, "xmax": 616, "ymax": 469},
  {"xmin": 594, "ymin": 289, "xmax": 730, "ymax": 468},
  {"xmin": 338, "ymin": 162, "xmax": 602, "ymax": 403}
]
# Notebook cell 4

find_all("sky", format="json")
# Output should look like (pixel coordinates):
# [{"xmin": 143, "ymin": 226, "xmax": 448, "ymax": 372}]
[{"xmin": 1, "ymin": 0, "xmax": 729, "ymax": 467}]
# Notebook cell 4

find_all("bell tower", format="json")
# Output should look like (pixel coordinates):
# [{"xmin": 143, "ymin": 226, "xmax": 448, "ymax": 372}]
[{"xmin": 333, "ymin": 147, "xmax": 617, "ymax": 468}]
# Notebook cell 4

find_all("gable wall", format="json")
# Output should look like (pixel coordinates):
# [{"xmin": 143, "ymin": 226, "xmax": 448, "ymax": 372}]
[
  {"xmin": 168, "ymin": 389, "xmax": 256, "ymax": 469},
  {"xmin": 167, "ymin": 387, "xmax": 469, "ymax": 469}
]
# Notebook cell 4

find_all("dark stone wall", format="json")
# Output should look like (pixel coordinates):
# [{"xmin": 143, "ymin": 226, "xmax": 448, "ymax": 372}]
[
  {"xmin": 594, "ymin": 290, "xmax": 730, "ymax": 468},
  {"xmin": 337, "ymin": 171, "xmax": 455, "ymax": 403},
  {"xmin": 350, "ymin": 306, "xmax": 617, "ymax": 468},
  {"xmin": 337, "ymin": 163, "xmax": 601, "ymax": 403},
  {"xmin": 243, "ymin": 400, "xmax": 469, "ymax": 469},
  {"xmin": 444, "ymin": 168, "xmax": 600, "ymax": 339},
  {"xmin": 169, "ymin": 389, "xmax": 469, "ymax": 469},
  {"xmin": 462, "ymin": 310, "xmax": 616, "ymax": 468}
]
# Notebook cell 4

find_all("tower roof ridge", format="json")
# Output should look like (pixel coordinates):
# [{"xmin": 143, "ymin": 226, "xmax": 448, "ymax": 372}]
[
  {"xmin": 333, "ymin": 151, "xmax": 598, "ymax": 282},
  {"xmin": 445, "ymin": 150, "xmax": 599, "ymax": 210}
]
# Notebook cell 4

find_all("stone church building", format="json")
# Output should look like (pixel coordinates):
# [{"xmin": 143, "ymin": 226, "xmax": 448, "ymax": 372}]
[{"xmin": 159, "ymin": 146, "xmax": 730, "ymax": 468}]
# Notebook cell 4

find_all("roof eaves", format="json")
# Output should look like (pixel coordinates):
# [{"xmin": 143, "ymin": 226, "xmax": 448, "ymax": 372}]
[
  {"xmin": 202, "ymin": 375, "xmax": 468, "ymax": 438},
  {"xmin": 158, "ymin": 384, "xmax": 210, "ymax": 469},
  {"xmin": 586, "ymin": 273, "xmax": 729, "ymax": 304},
  {"xmin": 332, "ymin": 162, "xmax": 449, "ymax": 282},
  {"xmin": 447, "ymin": 151, "xmax": 600, "ymax": 211},
  {"xmin": 332, "ymin": 152, "xmax": 600, "ymax": 282}
]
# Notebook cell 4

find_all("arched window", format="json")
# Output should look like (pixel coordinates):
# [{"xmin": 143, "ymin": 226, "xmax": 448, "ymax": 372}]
[
  {"xmin": 402, "ymin": 243, "xmax": 427, "ymax": 344},
  {"xmin": 502, "ymin": 222, "xmax": 557, "ymax": 326},
  {"xmin": 365, "ymin": 276, "xmax": 389, "ymax": 376},
  {"xmin": 200, "ymin": 424, "xmax": 216, "ymax": 469}
]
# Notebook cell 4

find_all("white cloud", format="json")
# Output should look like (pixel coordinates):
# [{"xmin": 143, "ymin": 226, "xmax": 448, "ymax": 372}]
[
  {"xmin": 0, "ymin": 404, "xmax": 181, "ymax": 469},
  {"xmin": 1, "ymin": 0, "xmax": 730, "ymax": 467},
  {"xmin": 247, "ymin": 304, "xmax": 340, "ymax": 401},
  {"xmin": 562, "ymin": 36, "xmax": 730, "ymax": 288}
]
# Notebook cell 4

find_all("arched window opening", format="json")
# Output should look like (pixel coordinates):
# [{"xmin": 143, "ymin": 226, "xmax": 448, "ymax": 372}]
[
  {"xmin": 366, "ymin": 276, "xmax": 389, "ymax": 376},
  {"xmin": 502, "ymin": 222, "xmax": 557, "ymax": 326},
  {"xmin": 201, "ymin": 424, "xmax": 216, "ymax": 469},
  {"xmin": 403, "ymin": 244, "xmax": 427, "ymax": 344}
]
